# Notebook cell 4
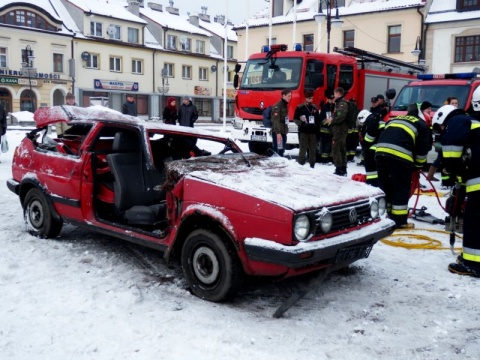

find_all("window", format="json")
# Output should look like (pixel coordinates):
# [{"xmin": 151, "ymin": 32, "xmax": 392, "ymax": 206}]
[
  {"xmin": 343, "ymin": 30, "xmax": 354, "ymax": 48},
  {"xmin": 227, "ymin": 45, "xmax": 234, "ymax": 59},
  {"xmin": 388, "ymin": 25, "xmax": 401, "ymax": 53},
  {"xmin": 0, "ymin": 10, "xmax": 58, "ymax": 31},
  {"xmin": 0, "ymin": 47, "xmax": 7, "ymax": 68},
  {"xmin": 132, "ymin": 59, "xmax": 143, "ymax": 74},
  {"xmin": 195, "ymin": 98, "xmax": 212, "ymax": 117},
  {"xmin": 165, "ymin": 63, "xmax": 174, "ymax": 77},
  {"xmin": 90, "ymin": 21, "xmax": 102, "ymax": 37},
  {"xmin": 457, "ymin": 0, "xmax": 480, "ymax": 11},
  {"xmin": 181, "ymin": 38, "xmax": 191, "ymax": 51},
  {"xmin": 128, "ymin": 28, "xmax": 139, "ymax": 43},
  {"xmin": 303, "ymin": 34, "xmax": 314, "ymax": 51},
  {"xmin": 21, "ymin": 48, "xmax": 34, "ymax": 67},
  {"xmin": 108, "ymin": 25, "xmax": 121, "ymax": 40},
  {"xmin": 86, "ymin": 53, "xmax": 99, "ymax": 69},
  {"xmin": 53, "ymin": 53, "xmax": 63, "ymax": 72},
  {"xmin": 110, "ymin": 56, "xmax": 121, "ymax": 72},
  {"xmin": 455, "ymin": 35, "xmax": 480, "ymax": 62},
  {"xmin": 182, "ymin": 65, "xmax": 192, "ymax": 79},
  {"xmin": 195, "ymin": 40, "xmax": 205, "ymax": 54},
  {"xmin": 167, "ymin": 35, "xmax": 177, "ymax": 50},
  {"xmin": 199, "ymin": 67, "xmax": 208, "ymax": 81}
]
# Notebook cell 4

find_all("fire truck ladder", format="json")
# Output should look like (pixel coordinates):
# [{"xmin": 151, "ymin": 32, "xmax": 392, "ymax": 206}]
[{"xmin": 333, "ymin": 46, "xmax": 426, "ymax": 73}]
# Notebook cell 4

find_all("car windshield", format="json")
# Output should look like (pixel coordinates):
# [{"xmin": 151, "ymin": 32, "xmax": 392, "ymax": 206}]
[
  {"xmin": 392, "ymin": 85, "xmax": 471, "ymax": 111},
  {"xmin": 240, "ymin": 57, "xmax": 302, "ymax": 90}
]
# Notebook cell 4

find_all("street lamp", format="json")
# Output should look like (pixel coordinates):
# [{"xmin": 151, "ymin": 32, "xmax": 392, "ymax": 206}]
[
  {"xmin": 157, "ymin": 67, "xmax": 169, "ymax": 110},
  {"xmin": 411, "ymin": 35, "xmax": 422, "ymax": 63},
  {"xmin": 314, "ymin": 0, "xmax": 343, "ymax": 53},
  {"xmin": 21, "ymin": 45, "xmax": 36, "ymax": 111}
]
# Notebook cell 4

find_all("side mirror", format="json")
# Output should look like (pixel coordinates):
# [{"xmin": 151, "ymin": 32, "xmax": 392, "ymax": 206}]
[
  {"xmin": 233, "ymin": 74, "xmax": 239, "ymax": 89},
  {"xmin": 385, "ymin": 88, "xmax": 396, "ymax": 100},
  {"xmin": 234, "ymin": 63, "xmax": 242, "ymax": 73}
]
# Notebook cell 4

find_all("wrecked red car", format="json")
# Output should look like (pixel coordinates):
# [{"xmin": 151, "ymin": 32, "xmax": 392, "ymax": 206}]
[{"xmin": 7, "ymin": 106, "xmax": 395, "ymax": 301}]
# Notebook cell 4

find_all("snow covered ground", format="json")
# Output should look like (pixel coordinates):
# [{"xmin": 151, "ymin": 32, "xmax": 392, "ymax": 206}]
[{"xmin": 1, "ymin": 127, "xmax": 479, "ymax": 360}]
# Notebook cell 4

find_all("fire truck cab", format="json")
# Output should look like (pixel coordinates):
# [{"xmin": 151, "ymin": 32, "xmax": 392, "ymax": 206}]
[{"xmin": 232, "ymin": 45, "xmax": 422, "ymax": 155}]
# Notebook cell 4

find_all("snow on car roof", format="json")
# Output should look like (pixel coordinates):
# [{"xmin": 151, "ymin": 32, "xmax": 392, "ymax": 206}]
[{"xmin": 33, "ymin": 105, "xmax": 233, "ymax": 141}]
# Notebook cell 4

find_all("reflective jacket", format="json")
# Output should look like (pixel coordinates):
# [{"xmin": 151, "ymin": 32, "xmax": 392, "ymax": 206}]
[
  {"xmin": 361, "ymin": 113, "xmax": 385, "ymax": 151},
  {"xmin": 441, "ymin": 114, "xmax": 480, "ymax": 193},
  {"xmin": 375, "ymin": 115, "xmax": 430, "ymax": 168}
]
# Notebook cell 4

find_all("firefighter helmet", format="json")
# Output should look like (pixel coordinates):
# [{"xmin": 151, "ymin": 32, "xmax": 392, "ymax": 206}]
[
  {"xmin": 471, "ymin": 86, "xmax": 480, "ymax": 112},
  {"xmin": 432, "ymin": 105, "xmax": 457, "ymax": 126},
  {"xmin": 357, "ymin": 109, "xmax": 371, "ymax": 124}
]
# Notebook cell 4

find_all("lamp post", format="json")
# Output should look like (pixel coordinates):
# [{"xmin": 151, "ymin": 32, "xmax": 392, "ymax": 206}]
[
  {"xmin": 411, "ymin": 35, "xmax": 422, "ymax": 64},
  {"xmin": 314, "ymin": 0, "xmax": 343, "ymax": 53},
  {"xmin": 21, "ymin": 45, "xmax": 36, "ymax": 111},
  {"xmin": 159, "ymin": 67, "xmax": 169, "ymax": 110}
]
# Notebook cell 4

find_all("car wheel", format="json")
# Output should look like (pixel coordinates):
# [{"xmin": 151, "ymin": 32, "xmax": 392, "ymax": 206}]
[
  {"xmin": 181, "ymin": 229, "xmax": 243, "ymax": 302},
  {"xmin": 23, "ymin": 188, "xmax": 63, "ymax": 239}
]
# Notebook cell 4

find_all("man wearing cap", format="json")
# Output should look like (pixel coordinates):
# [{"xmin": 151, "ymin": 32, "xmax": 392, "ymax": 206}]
[
  {"xmin": 370, "ymin": 94, "xmax": 387, "ymax": 119},
  {"xmin": 294, "ymin": 90, "xmax": 320, "ymax": 168},
  {"xmin": 178, "ymin": 96, "xmax": 198, "ymax": 127},
  {"xmin": 122, "ymin": 94, "xmax": 137, "ymax": 116}
]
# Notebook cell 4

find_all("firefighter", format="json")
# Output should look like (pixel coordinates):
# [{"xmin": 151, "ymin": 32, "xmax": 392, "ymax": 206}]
[
  {"xmin": 325, "ymin": 87, "xmax": 349, "ymax": 176},
  {"xmin": 375, "ymin": 103, "xmax": 431, "ymax": 228},
  {"xmin": 432, "ymin": 100, "xmax": 480, "ymax": 277},
  {"xmin": 357, "ymin": 109, "xmax": 385, "ymax": 187},
  {"xmin": 293, "ymin": 90, "xmax": 320, "ymax": 168}
]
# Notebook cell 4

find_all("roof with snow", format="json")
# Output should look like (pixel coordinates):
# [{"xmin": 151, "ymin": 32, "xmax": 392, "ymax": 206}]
[
  {"xmin": 236, "ymin": 0, "xmax": 426, "ymax": 29},
  {"xmin": 198, "ymin": 18, "xmax": 237, "ymax": 42},
  {"xmin": 64, "ymin": 0, "xmax": 146, "ymax": 24},
  {"xmin": 426, "ymin": 0, "xmax": 480, "ymax": 23}
]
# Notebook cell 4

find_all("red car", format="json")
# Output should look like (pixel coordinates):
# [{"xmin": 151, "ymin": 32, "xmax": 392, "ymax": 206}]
[{"xmin": 7, "ymin": 106, "xmax": 395, "ymax": 301}]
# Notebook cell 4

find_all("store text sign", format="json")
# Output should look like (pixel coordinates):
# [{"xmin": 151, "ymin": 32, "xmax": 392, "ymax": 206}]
[{"xmin": 94, "ymin": 79, "xmax": 139, "ymax": 91}]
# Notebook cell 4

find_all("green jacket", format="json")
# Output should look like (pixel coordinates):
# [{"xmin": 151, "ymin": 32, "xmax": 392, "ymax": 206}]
[{"xmin": 271, "ymin": 99, "xmax": 290, "ymax": 134}]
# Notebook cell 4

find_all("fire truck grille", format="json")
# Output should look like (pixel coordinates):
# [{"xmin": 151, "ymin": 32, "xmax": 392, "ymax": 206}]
[
  {"xmin": 313, "ymin": 200, "xmax": 372, "ymax": 236},
  {"xmin": 242, "ymin": 107, "xmax": 264, "ymax": 116}
]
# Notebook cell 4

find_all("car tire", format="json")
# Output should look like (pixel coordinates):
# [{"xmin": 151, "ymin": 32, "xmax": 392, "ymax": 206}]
[
  {"xmin": 181, "ymin": 229, "xmax": 243, "ymax": 302},
  {"xmin": 23, "ymin": 188, "xmax": 63, "ymax": 239}
]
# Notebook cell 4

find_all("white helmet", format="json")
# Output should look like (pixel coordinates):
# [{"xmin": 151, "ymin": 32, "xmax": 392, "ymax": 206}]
[
  {"xmin": 357, "ymin": 109, "xmax": 371, "ymax": 124},
  {"xmin": 432, "ymin": 105, "xmax": 457, "ymax": 127},
  {"xmin": 471, "ymin": 86, "xmax": 480, "ymax": 112}
]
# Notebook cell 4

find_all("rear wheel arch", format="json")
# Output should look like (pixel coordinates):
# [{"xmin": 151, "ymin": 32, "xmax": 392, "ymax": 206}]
[{"xmin": 19, "ymin": 180, "xmax": 62, "ymax": 223}]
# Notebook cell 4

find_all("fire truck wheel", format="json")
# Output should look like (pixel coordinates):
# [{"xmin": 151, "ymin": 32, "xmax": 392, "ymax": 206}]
[
  {"xmin": 181, "ymin": 229, "xmax": 243, "ymax": 302},
  {"xmin": 248, "ymin": 141, "xmax": 271, "ymax": 155},
  {"xmin": 23, "ymin": 188, "xmax": 63, "ymax": 239}
]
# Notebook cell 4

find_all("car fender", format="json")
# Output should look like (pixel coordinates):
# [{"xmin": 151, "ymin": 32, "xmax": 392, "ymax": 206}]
[{"xmin": 18, "ymin": 175, "xmax": 62, "ymax": 223}]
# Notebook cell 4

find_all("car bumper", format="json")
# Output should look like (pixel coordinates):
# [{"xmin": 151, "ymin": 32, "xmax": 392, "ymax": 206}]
[
  {"xmin": 7, "ymin": 178, "xmax": 20, "ymax": 195},
  {"xmin": 244, "ymin": 218, "xmax": 395, "ymax": 268}
]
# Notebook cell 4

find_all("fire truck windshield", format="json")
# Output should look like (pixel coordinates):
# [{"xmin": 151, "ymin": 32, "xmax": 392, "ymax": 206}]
[
  {"xmin": 240, "ymin": 57, "xmax": 302, "ymax": 90},
  {"xmin": 392, "ymin": 85, "xmax": 471, "ymax": 111}
]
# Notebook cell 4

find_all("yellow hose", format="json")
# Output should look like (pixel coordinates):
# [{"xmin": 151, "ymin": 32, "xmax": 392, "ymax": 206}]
[{"xmin": 381, "ymin": 228, "xmax": 463, "ymax": 250}]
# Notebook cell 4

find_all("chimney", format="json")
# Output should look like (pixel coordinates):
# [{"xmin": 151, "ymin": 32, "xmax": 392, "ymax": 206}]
[
  {"xmin": 166, "ymin": 0, "xmax": 179, "ymax": 15},
  {"xmin": 214, "ymin": 15, "xmax": 225, "ymax": 25},
  {"xmin": 198, "ymin": 6, "xmax": 210, "ymax": 22},
  {"xmin": 128, "ymin": 0, "xmax": 140, "ymax": 16},
  {"xmin": 189, "ymin": 14, "xmax": 199, "ymax": 27},
  {"xmin": 147, "ymin": 2, "xmax": 163, "ymax": 12}
]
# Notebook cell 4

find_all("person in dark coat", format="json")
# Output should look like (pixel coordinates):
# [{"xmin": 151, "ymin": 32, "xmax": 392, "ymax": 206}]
[
  {"xmin": 294, "ymin": 89, "xmax": 320, "ymax": 168},
  {"xmin": 162, "ymin": 97, "xmax": 178, "ymax": 125},
  {"xmin": 271, "ymin": 89, "xmax": 292, "ymax": 157},
  {"xmin": 318, "ymin": 93, "xmax": 335, "ymax": 164},
  {"xmin": 122, "ymin": 94, "xmax": 137, "ymax": 116},
  {"xmin": 358, "ymin": 109, "xmax": 385, "ymax": 187},
  {"xmin": 178, "ymin": 96, "xmax": 198, "ymax": 127},
  {"xmin": 0, "ymin": 102, "xmax": 6, "ymax": 148}
]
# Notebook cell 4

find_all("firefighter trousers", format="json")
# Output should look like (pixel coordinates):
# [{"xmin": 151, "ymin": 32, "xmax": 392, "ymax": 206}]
[
  {"xmin": 364, "ymin": 148, "xmax": 378, "ymax": 187},
  {"xmin": 376, "ymin": 156, "xmax": 413, "ymax": 227},
  {"xmin": 462, "ymin": 190, "xmax": 480, "ymax": 269}
]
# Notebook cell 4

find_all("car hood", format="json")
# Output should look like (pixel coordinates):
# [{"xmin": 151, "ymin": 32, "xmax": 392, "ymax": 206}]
[{"xmin": 167, "ymin": 154, "xmax": 384, "ymax": 211}]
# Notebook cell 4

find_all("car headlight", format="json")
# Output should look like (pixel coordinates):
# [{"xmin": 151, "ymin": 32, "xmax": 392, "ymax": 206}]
[
  {"xmin": 378, "ymin": 197, "xmax": 386, "ymax": 216},
  {"xmin": 294, "ymin": 215, "xmax": 310, "ymax": 242},
  {"xmin": 370, "ymin": 199, "xmax": 379, "ymax": 219},
  {"xmin": 318, "ymin": 211, "xmax": 333, "ymax": 233}
]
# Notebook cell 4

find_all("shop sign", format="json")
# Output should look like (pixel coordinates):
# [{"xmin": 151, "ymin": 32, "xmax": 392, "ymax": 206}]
[
  {"xmin": 194, "ymin": 86, "xmax": 212, "ymax": 96},
  {"xmin": 94, "ymin": 79, "xmax": 139, "ymax": 91},
  {"xmin": 0, "ymin": 69, "xmax": 60, "ymax": 79},
  {"xmin": 0, "ymin": 77, "xmax": 38, "ymax": 86}
]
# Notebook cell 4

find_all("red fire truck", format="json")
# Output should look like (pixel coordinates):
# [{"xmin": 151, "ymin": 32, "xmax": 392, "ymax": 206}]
[
  {"xmin": 389, "ymin": 72, "xmax": 480, "ymax": 117},
  {"xmin": 232, "ymin": 45, "xmax": 423, "ymax": 154}
]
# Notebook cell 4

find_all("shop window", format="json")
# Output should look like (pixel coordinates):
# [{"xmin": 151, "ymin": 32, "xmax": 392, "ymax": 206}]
[{"xmin": 20, "ymin": 89, "xmax": 36, "ymax": 112}]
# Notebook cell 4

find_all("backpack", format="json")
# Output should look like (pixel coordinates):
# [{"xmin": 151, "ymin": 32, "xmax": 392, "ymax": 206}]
[
  {"xmin": 262, "ymin": 106, "xmax": 273, "ymax": 128},
  {"xmin": 347, "ymin": 99, "xmax": 359, "ymax": 129}
]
